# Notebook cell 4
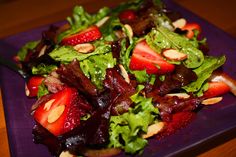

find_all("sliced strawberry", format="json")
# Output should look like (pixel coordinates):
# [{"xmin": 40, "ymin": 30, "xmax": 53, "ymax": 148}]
[
  {"xmin": 181, "ymin": 23, "xmax": 201, "ymax": 39},
  {"xmin": 33, "ymin": 87, "xmax": 81, "ymax": 136},
  {"xmin": 119, "ymin": 9, "xmax": 136, "ymax": 22},
  {"xmin": 203, "ymin": 82, "xmax": 230, "ymax": 98},
  {"xmin": 26, "ymin": 76, "xmax": 45, "ymax": 97},
  {"xmin": 129, "ymin": 40, "xmax": 175, "ymax": 74},
  {"xmin": 61, "ymin": 25, "xmax": 102, "ymax": 46}
]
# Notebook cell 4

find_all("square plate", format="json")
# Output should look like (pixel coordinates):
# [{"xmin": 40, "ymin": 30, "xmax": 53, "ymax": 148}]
[{"xmin": 1, "ymin": 0, "xmax": 236, "ymax": 156}]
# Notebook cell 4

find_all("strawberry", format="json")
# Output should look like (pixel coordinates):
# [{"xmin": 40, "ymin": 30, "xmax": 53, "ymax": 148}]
[
  {"xmin": 129, "ymin": 40, "xmax": 175, "ymax": 74},
  {"xmin": 203, "ymin": 82, "xmax": 230, "ymax": 98},
  {"xmin": 61, "ymin": 25, "xmax": 102, "ymax": 46},
  {"xmin": 26, "ymin": 76, "xmax": 45, "ymax": 97},
  {"xmin": 181, "ymin": 23, "xmax": 201, "ymax": 39},
  {"xmin": 33, "ymin": 87, "xmax": 81, "ymax": 136},
  {"xmin": 119, "ymin": 9, "xmax": 136, "ymax": 22}
]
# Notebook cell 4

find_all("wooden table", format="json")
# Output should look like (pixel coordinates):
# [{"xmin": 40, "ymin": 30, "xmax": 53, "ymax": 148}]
[{"xmin": 0, "ymin": 0, "xmax": 236, "ymax": 157}]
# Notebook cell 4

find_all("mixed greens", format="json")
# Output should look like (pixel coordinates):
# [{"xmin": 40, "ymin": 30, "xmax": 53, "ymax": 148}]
[{"xmin": 15, "ymin": 0, "xmax": 236, "ymax": 156}]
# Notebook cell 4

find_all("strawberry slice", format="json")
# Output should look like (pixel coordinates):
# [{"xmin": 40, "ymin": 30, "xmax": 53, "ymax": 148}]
[
  {"xmin": 129, "ymin": 40, "xmax": 175, "ymax": 74},
  {"xmin": 181, "ymin": 23, "xmax": 201, "ymax": 39},
  {"xmin": 61, "ymin": 25, "xmax": 102, "ymax": 46},
  {"xmin": 26, "ymin": 76, "xmax": 45, "ymax": 97},
  {"xmin": 119, "ymin": 9, "xmax": 136, "ymax": 22},
  {"xmin": 33, "ymin": 87, "xmax": 81, "ymax": 136},
  {"xmin": 203, "ymin": 82, "xmax": 230, "ymax": 98}
]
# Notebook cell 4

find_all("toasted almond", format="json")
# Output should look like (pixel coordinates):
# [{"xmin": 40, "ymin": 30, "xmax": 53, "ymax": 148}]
[
  {"xmin": 73, "ymin": 43, "xmax": 95, "ymax": 53},
  {"xmin": 142, "ymin": 122, "xmax": 165, "ymax": 139},
  {"xmin": 202, "ymin": 97, "xmax": 223, "ymax": 105},
  {"xmin": 25, "ymin": 83, "xmax": 30, "ymax": 96},
  {"xmin": 163, "ymin": 49, "xmax": 187, "ymax": 61},
  {"xmin": 172, "ymin": 18, "xmax": 187, "ymax": 29},
  {"xmin": 59, "ymin": 151, "xmax": 76, "ymax": 157},
  {"xmin": 47, "ymin": 105, "xmax": 65, "ymax": 123},
  {"xmin": 96, "ymin": 16, "xmax": 110, "ymax": 27},
  {"xmin": 124, "ymin": 24, "xmax": 133, "ymax": 40},
  {"xmin": 38, "ymin": 45, "xmax": 47, "ymax": 57},
  {"xmin": 43, "ymin": 99, "xmax": 56, "ymax": 111},
  {"xmin": 166, "ymin": 93, "xmax": 190, "ymax": 99},
  {"xmin": 114, "ymin": 30, "xmax": 126, "ymax": 39},
  {"xmin": 119, "ymin": 64, "xmax": 130, "ymax": 83}
]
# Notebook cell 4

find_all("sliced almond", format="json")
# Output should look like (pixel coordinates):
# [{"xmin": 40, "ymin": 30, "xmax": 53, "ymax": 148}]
[
  {"xmin": 202, "ymin": 97, "xmax": 223, "ymax": 105},
  {"xmin": 59, "ymin": 151, "xmax": 76, "ymax": 157},
  {"xmin": 124, "ymin": 24, "xmax": 133, "ymax": 40},
  {"xmin": 73, "ymin": 43, "xmax": 95, "ymax": 53},
  {"xmin": 166, "ymin": 93, "xmax": 190, "ymax": 99},
  {"xmin": 43, "ymin": 99, "xmax": 56, "ymax": 111},
  {"xmin": 119, "ymin": 64, "xmax": 130, "ymax": 83},
  {"xmin": 163, "ymin": 49, "xmax": 187, "ymax": 61},
  {"xmin": 25, "ymin": 83, "xmax": 30, "ymax": 96},
  {"xmin": 38, "ymin": 45, "xmax": 47, "ymax": 57},
  {"xmin": 142, "ymin": 122, "xmax": 165, "ymax": 139},
  {"xmin": 96, "ymin": 16, "xmax": 110, "ymax": 27},
  {"xmin": 47, "ymin": 105, "xmax": 65, "ymax": 123},
  {"xmin": 172, "ymin": 18, "xmax": 187, "ymax": 29}
]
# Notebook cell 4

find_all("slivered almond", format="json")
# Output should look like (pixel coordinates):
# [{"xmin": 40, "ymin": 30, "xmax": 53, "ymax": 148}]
[
  {"xmin": 172, "ymin": 18, "xmax": 187, "ymax": 29},
  {"xmin": 142, "ymin": 122, "xmax": 165, "ymax": 139},
  {"xmin": 43, "ymin": 99, "xmax": 56, "ymax": 111},
  {"xmin": 162, "ymin": 49, "xmax": 187, "ymax": 61},
  {"xmin": 59, "ymin": 151, "xmax": 76, "ymax": 157},
  {"xmin": 47, "ymin": 105, "xmax": 65, "ymax": 123},
  {"xmin": 96, "ymin": 16, "xmax": 110, "ymax": 27},
  {"xmin": 38, "ymin": 45, "xmax": 47, "ymax": 57},
  {"xmin": 119, "ymin": 64, "xmax": 130, "ymax": 83},
  {"xmin": 124, "ymin": 24, "xmax": 133, "ymax": 40},
  {"xmin": 25, "ymin": 83, "xmax": 30, "ymax": 96},
  {"xmin": 166, "ymin": 93, "xmax": 190, "ymax": 99},
  {"xmin": 202, "ymin": 97, "xmax": 223, "ymax": 105},
  {"xmin": 73, "ymin": 43, "xmax": 95, "ymax": 53}
]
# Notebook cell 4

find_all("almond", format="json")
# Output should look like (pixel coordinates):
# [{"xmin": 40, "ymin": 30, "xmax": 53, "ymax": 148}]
[
  {"xmin": 202, "ymin": 97, "xmax": 223, "ymax": 105},
  {"xmin": 47, "ymin": 105, "xmax": 65, "ymax": 123},
  {"xmin": 124, "ymin": 24, "xmax": 133, "ymax": 40},
  {"xmin": 162, "ymin": 49, "xmax": 187, "ymax": 61},
  {"xmin": 142, "ymin": 122, "xmax": 165, "ymax": 139},
  {"xmin": 43, "ymin": 99, "xmax": 56, "ymax": 111},
  {"xmin": 59, "ymin": 151, "xmax": 76, "ymax": 157},
  {"xmin": 38, "ymin": 45, "xmax": 47, "ymax": 57},
  {"xmin": 166, "ymin": 93, "xmax": 190, "ymax": 99},
  {"xmin": 172, "ymin": 18, "xmax": 187, "ymax": 29},
  {"xmin": 25, "ymin": 83, "xmax": 30, "ymax": 96},
  {"xmin": 73, "ymin": 43, "xmax": 95, "ymax": 53},
  {"xmin": 119, "ymin": 64, "xmax": 130, "ymax": 83},
  {"xmin": 96, "ymin": 16, "xmax": 110, "ymax": 27}
]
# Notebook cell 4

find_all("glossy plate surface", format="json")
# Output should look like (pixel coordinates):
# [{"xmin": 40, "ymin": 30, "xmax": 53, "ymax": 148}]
[{"xmin": 1, "ymin": 0, "xmax": 236, "ymax": 156}]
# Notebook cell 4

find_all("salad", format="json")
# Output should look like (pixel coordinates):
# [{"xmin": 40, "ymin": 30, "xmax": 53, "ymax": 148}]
[{"xmin": 14, "ymin": 0, "xmax": 236, "ymax": 156}]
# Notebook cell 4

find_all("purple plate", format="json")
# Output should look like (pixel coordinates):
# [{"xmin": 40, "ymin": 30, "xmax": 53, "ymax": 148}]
[{"xmin": 1, "ymin": 0, "xmax": 236, "ymax": 157}]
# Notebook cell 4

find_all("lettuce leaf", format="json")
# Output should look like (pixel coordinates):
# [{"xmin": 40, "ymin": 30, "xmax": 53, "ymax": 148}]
[
  {"xmin": 32, "ymin": 64, "xmax": 57, "ymax": 76},
  {"xmin": 146, "ymin": 27, "xmax": 204, "ymax": 69},
  {"xmin": 57, "ymin": 6, "xmax": 110, "ymax": 42},
  {"xmin": 49, "ymin": 44, "xmax": 111, "ymax": 63},
  {"xmin": 109, "ymin": 85, "xmax": 159, "ymax": 154},
  {"xmin": 183, "ymin": 55, "xmax": 226, "ymax": 94},
  {"xmin": 17, "ymin": 41, "xmax": 39, "ymax": 61},
  {"xmin": 80, "ymin": 52, "xmax": 116, "ymax": 89}
]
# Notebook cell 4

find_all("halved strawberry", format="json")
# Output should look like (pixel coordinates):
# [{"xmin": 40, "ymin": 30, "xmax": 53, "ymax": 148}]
[
  {"xmin": 203, "ymin": 82, "xmax": 230, "ymax": 98},
  {"xmin": 129, "ymin": 40, "xmax": 175, "ymax": 74},
  {"xmin": 33, "ymin": 87, "xmax": 81, "ymax": 136},
  {"xmin": 26, "ymin": 76, "xmax": 45, "ymax": 97},
  {"xmin": 181, "ymin": 23, "xmax": 201, "ymax": 39},
  {"xmin": 61, "ymin": 25, "xmax": 102, "ymax": 46},
  {"xmin": 119, "ymin": 9, "xmax": 137, "ymax": 22}
]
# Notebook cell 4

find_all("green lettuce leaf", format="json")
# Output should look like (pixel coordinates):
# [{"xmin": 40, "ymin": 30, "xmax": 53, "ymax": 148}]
[
  {"xmin": 183, "ymin": 55, "xmax": 226, "ymax": 94},
  {"xmin": 32, "ymin": 64, "xmax": 57, "ymax": 76},
  {"xmin": 80, "ymin": 52, "xmax": 116, "ymax": 89},
  {"xmin": 37, "ymin": 83, "xmax": 49, "ymax": 98},
  {"xmin": 57, "ymin": 6, "xmax": 110, "ymax": 42},
  {"xmin": 109, "ymin": 85, "xmax": 158, "ymax": 154},
  {"xmin": 17, "ymin": 41, "xmax": 39, "ymax": 61},
  {"xmin": 49, "ymin": 44, "xmax": 111, "ymax": 63},
  {"xmin": 146, "ymin": 27, "xmax": 204, "ymax": 68}
]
